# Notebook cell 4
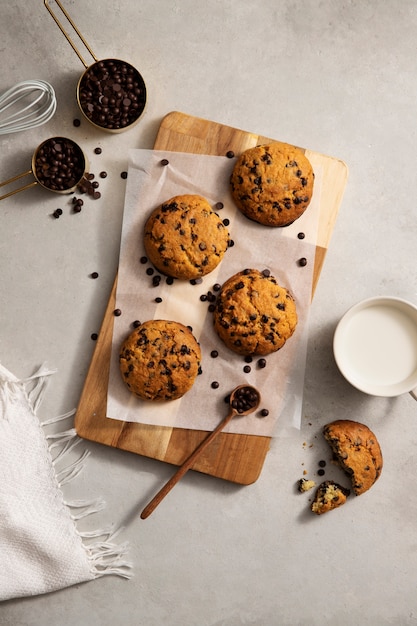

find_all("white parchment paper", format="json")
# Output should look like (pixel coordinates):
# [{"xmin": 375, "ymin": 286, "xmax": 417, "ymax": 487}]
[{"xmin": 106, "ymin": 149, "xmax": 322, "ymax": 437}]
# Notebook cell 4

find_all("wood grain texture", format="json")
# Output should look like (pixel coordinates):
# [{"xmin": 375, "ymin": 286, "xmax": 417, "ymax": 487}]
[{"xmin": 75, "ymin": 111, "xmax": 348, "ymax": 485}]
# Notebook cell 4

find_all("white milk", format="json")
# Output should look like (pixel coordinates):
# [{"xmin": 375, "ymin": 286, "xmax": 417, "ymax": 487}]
[{"xmin": 340, "ymin": 305, "xmax": 417, "ymax": 387}]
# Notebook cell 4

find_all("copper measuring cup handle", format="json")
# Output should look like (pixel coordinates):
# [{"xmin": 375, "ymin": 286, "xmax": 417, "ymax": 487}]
[
  {"xmin": 44, "ymin": 0, "xmax": 98, "ymax": 68},
  {"xmin": 0, "ymin": 171, "xmax": 37, "ymax": 201}
]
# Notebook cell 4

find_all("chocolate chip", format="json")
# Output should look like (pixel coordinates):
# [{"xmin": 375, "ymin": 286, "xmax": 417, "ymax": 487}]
[
  {"xmin": 231, "ymin": 386, "xmax": 259, "ymax": 413},
  {"xmin": 228, "ymin": 240, "xmax": 235, "ymax": 247},
  {"xmin": 259, "ymin": 409, "xmax": 269, "ymax": 417},
  {"xmin": 317, "ymin": 469, "xmax": 325, "ymax": 476},
  {"xmin": 113, "ymin": 309, "xmax": 122, "ymax": 316},
  {"xmin": 146, "ymin": 267, "xmax": 154, "ymax": 275},
  {"xmin": 211, "ymin": 381, "xmax": 220, "ymax": 389},
  {"xmin": 297, "ymin": 232, "xmax": 305, "ymax": 239},
  {"xmin": 73, "ymin": 118, "xmax": 81, "ymax": 127},
  {"xmin": 155, "ymin": 297, "xmax": 162, "ymax": 303},
  {"xmin": 121, "ymin": 171, "xmax": 128, "ymax": 179},
  {"xmin": 140, "ymin": 256, "xmax": 148, "ymax": 264},
  {"xmin": 257, "ymin": 358, "xmax": 266, "ymax": 369},
  {"xmin": 243, "ymin": 365, "xmax": 251, "ymax": 373},
  {"xmin": 99, "ymin": 171, "xmax": 107, "ymax": 178},
  {"xmin": 53, "ymin": 208, "xmax": 63, "ymax": 218},
  {"xmin": 210, "ymin": 350, "xmax": 219, "ymax": 358},
  {"xmin": 213, "ymin": 283, "xmax": 221, "ymax": 292},
  {"xmin": 94, "ymin": 147, "xmax": 102, "ymax": 154},
  {"xmin": 244, "ymin": 356, "xmax": 253, "ymax": 363},
  {"xmin": 78, "ymin": 59, "xmax": 146, "ymax": 130},
  {"xmin": 133, "ymin": 320, "xmax": 141, "ymax": 328},
  {"xmin": 91, "ymin": 272, "xmax": 99, "ymax": 279},
  {"xmin": 34, "ymin": 137, "xmax": 85, "ymax": 192},
  {"xmin": 226, "ymin": 150, "xmax": 235, "ymax": 158},
  {"xmin": 215, "ymin": 202, "xmax": 224, "ymax": 210},
  {"xmin": 318, "ymin": 460, "xmax": 327, "ymax": 467},
  {"xmin": 200, "ymin": 294, "xmax": 208, "ymax": 302},
  {"xmin": 91, "ymin": 333, "xmax": 98, "ymax": 340},
  {"xmin": 160, "ymin": 159, "xmax": 169, "ymax": 166},
  {"xmin": 222, "ymin": 218, "xmax": 230, "ymax": 226},
  {"xmin": 298, "ymin": 257, "xmax": 307, "ymax": 267},
  {"xmin": 262, "ymin": 269, "xmax": 270, "ymax": 277}
]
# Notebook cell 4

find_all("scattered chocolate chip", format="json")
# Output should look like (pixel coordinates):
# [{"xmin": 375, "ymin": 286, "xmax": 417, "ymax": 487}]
[
  {"xmin": 222, "ymin": 218, "xmax": 230, "ymax": 226},
  {"xmin": 244, "ymin": 356, "xmax": 253, "ymax": 363},
  {"xmin": 215, "ymin": 202, "xmax": 224, "ymax": 210},
  {"xmin": 140, "ymin": 256, "xmax": 148, "ymax": 264},
  {"xmin": 53, "ymin": 208, "xmax": 63, "ymax": 218},
  {"xmin": 120, "ymin": 171, "xmax": 128, "ymax": 179},
  {"xmin": 93, "ymin": 191, "xmax": 101, "ymax": 199},
  {"xmin": 257, "ymin": 358, "xmax": 267, "ymax": 369},
  {"xmin": 99, "ymin": 171, "xmax": 107, "ymax": 178},
  {"xmin": 91, "ymin": 272, "xmax": 99, "ymax": 279},
  {"xmin": 94, "ymin": 147, "xmax": 102, "ymax": 154},
  {"xmin": 318, "ymin": 460, "xmax": 327, "ymax": 467},
  {"xmin": 200, "ymin": 294, "xmax": 208, "ymax": 302},
  {"xmin": 297, "ymin": 232, "xmax": 305, "ymax": 239},
  {"xmin": 259, "ymin": 409, "xmax": 269, "ymax": 417},
  {"xmin": 87, "ymin": 173, "xmax": 95, "ymax": 181},
  {"xmin": 155, "ymin": 297, "xmax": 163, "ymax": 303},
  {"xmin": 73, "ymin": 118, "xmax": 81, "ymax": 127},
  {"xmin": 91, "ymin": 333, "xmax": 98, "ymax": 340},
  {"xmin": 133, "ymin": 320, "xmax": 141, "ymax": 328},
  {"xmin": 166, "ymin": 276, "xmax": 174, "ymax": 285},
  {"xmin": 113, "ymin": 309, "xmax": 122, "ymax": 316},
  {"xmin": 211, "ymin": 381, "xmax": 220, "ymax": 389},
  {"xmin": 317, "ymin": 468, "xmax": 325, "ymax": 476},
  {"xmin": 146, "ymin": 267, "xmax": 154, "ymax": 276},
  {"xmin": 262, "ymin": 269, "xmax": 270, "ymax": 277},
  {"xmin": 226, "ymin": 150, "xmax": 235, "ymax": 158},
  {"xmin": 298, "ymin": 257, "xmax": 307, "ymax": 267},
  {"xmin": 243, "ymin": 365, "xmax": 251, "ymax": 373},
  {"xmin": 210, "ymin": 350, "xmax": 219, "ymax": 358},
  {"xmin": 160, "ymin": 159, "xmax": 169, "ymax": 166},
  {"xmin": 208, "ymin": 304, "xmax": 216, "ymax": 312},
  {"xmin": 228, "ymin": 239, "xmax": 235, "ymax": 247},
  {"xmin": 213, "ymin": 283, "xmax": 221, "ymax": 292}
]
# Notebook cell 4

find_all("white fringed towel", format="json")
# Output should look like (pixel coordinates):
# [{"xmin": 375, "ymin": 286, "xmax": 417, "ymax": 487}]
[{"xmin": 0, "ymin": 363, "xmax": 132, "ymax": 601}]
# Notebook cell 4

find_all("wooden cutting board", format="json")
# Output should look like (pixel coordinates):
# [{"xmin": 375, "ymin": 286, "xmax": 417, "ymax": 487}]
[{"xmin": 75, "ymin": 111, "xmax": 348, "ymax": 485}]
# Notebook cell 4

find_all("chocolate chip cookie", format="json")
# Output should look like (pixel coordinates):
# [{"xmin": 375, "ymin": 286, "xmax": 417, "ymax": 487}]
[
  {"xmin": 119, "ymin": 320, "xmax": 202, "ymax": 401},
  {"xmin": 144, "ymin": 194, "xmax": 229, "ymax": 280},
  {"xmin": 213, "ymin": 269, "xmax": 298, "ymax": 356},
  {"xmin": 311, "ymin": 480, "xmax": 351, "ymax": 515},
  {"xmin": 323, "ymin": 420, "xmax": 383, "ymax": 495},
  {"xmin": 230, "ymin": 142, "xmax": 314, "ymax": 227}
]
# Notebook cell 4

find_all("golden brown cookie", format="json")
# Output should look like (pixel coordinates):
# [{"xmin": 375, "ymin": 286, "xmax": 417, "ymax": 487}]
[
  {"xmin": 230, "ymin": 142, "xmax": 314, "ymax": 227},
  {"xmin": 213, "ymin": 268, "xmax": 297, "ymax": 356},
  {"xmin": 311, "ymin": 480, "xmax": 351, "ymax": 515},
  {"xmin": 119, "ymin": 320, "xmax": 201, "ymax": 401},
  {"xmin": 144, "ymin": 194, "xmax": 229, "ymax": 280},
  {"xmin": 323, "ymin": 420, "xmax": 383, "ymax": 495}
]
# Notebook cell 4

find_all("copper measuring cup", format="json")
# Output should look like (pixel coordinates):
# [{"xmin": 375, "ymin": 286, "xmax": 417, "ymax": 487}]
[
  {"xmin": 0, "ymin": 136, "xmax": 88, "ymax": 201},
  {"xmin": 44, "ymin": 0, "xmax": 147, "ymax": 133}
]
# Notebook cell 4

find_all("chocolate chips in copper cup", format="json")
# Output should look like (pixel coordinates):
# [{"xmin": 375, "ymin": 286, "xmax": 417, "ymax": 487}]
[
  {"xmin": 33, "ymin": 137, "xmax": 87, "ymax": 193},
  {"xmin": 77, "ymin": 58, "xmax": 146, "ymax": 132}
]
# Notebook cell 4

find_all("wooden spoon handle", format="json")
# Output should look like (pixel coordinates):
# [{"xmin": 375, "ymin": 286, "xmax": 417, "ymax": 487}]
[{"xmin": 140, "ymin": 409, "xmax": 236, "ymax": 519}]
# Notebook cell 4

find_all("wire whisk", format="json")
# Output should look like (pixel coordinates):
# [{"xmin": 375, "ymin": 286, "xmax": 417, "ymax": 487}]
[{"xmin": 0, "ymin": 79, "xmax": 56, "ymax": 135}]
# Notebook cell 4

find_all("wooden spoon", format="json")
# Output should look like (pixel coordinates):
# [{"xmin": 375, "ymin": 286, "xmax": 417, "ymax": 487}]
[{"xmin": 140, "ymin": 384, "xmax": 261, "ymax": 519}]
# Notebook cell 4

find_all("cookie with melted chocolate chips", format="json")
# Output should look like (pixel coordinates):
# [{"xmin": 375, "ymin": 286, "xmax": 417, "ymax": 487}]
[{"xmin": 230, "ymin": 142, "xmax": 314, "ymax": 227}]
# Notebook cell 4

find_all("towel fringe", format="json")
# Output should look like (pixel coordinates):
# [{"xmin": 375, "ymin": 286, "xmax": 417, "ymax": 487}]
[{"xmin": 27, "ymin": 365, "xmax": 133, "ymax": 581}]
